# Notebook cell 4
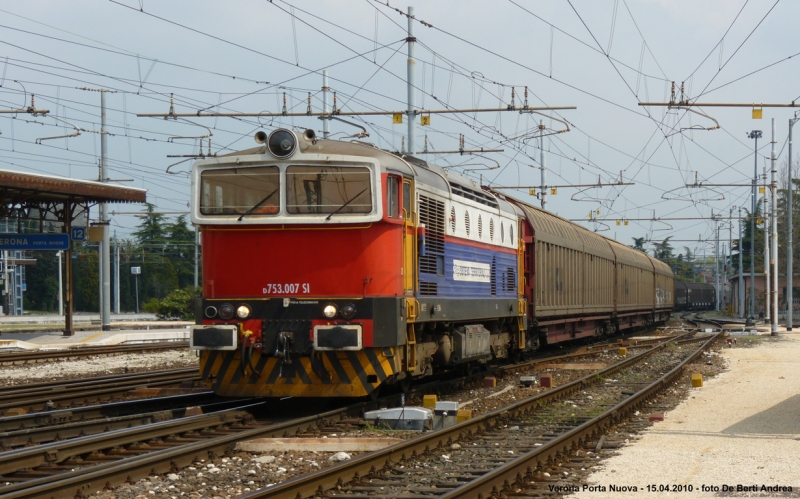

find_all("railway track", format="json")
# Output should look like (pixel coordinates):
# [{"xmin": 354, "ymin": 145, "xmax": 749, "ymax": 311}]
[
  {"xmin": 0, "ymin": 326, "xmax": 687, "ymax": 498},
  {"xmin": 0, "ymin": 341, "xmax": 189, "ymax": 365},
  {"xmin": 232, "ymin": 330, "xmax": 720, "ymax": 499},
  {"xmin": 0, "ymin": 367, "xmax": 200, "ymax": 415}
]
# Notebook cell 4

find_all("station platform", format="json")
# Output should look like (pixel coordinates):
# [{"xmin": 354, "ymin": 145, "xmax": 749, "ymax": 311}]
[
  {"xmin": 0, "ymin": 313, "xmax": 192, "ymax": 350},
  {"xmin": 0, "ymin": 313, "xmax": 192, "ymax": 338},
  {"xmin": 567, "ymin": 326, "xmax": 800, "ymax": 497}
]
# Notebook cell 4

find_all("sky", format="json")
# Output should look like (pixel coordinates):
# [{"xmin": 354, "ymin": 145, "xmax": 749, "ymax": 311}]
[{"xmin": 1, "ymin": 0, "xmax": 798, "ymax": 259}]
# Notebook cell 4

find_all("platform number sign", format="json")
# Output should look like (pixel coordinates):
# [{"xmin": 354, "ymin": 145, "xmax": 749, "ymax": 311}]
[{"xmin": 70, "ymin": 227, "xmax": 86, "ymax": 241}]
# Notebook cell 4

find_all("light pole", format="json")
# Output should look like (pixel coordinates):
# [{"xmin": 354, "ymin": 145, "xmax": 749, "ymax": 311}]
[
  {"xmin": 789, "ymin": 112, "xmax": 799, "ymax": 331},
  {"xmin": 747, "ymin": 130, "xmax": 762, "ymax": 325}
]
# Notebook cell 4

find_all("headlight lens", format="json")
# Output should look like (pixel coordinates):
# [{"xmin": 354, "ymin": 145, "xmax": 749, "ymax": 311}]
[
  {"xmin": 340, "ymin": 303, "xmax": 357, "ymax": 319},
  {"xmin": 219, "ymin": 303, "xmax": 234, "ymax": 320},
  {"xmin": 236, "ymin": 305, "xmax": 251, "ymax": 319},
  {"xmin": 323, "ymin": 304, "xmax": 338, "ymax": 318}
]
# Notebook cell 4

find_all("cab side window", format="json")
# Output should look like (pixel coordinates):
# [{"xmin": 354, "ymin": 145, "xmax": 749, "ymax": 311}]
[
  {"xmin": 403, "ymin": 180, "xmax": 411, "ymax": 219},
  {"xmin": 387, "ymin": 176, "xmax": 400, "ymax": 218}
]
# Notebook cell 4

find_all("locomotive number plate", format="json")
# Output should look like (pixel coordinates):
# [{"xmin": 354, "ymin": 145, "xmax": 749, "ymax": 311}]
[{"xmin": 263, "ymin": 283, "xmax": 310, "ymax": 294}]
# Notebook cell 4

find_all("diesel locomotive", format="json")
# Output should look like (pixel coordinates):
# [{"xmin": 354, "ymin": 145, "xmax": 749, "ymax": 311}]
[{"xmin": 189, "ymin": 128, "xmax": 674, "ymax": 398}]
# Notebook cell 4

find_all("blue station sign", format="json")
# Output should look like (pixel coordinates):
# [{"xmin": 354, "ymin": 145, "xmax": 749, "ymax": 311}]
[{"xmin": 0, "ymin": 233, "xmax": 70, "ymax": 251}]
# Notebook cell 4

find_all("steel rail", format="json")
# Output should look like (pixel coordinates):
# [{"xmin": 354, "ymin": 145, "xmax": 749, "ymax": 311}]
[
  {"xmin": 235, "ymin": 331, "xmax": 698, "ymax": 499},
  {"xmin": 0, "ymin": 392, "xmax": 217, "ymax": 432},
  {"xmin": 0, "ymin": 370, "xmax": 199, "ymax": 415},
  {"xmin": 439, "ymin": 331, "xmax": 722, "ymax": 498},
  {"xmin": 0, "ymin": 327, "xmax": 675, "ymax": 499},
  {"xmin": 0, "ymin": 367, "xmax": 197, "ymax": 397},
  {"xmin": 0, "ymin": 398, "xmax": 253, "ymax": 449},
  {"xmin": 0, "ymin": 408, "xmax": 255, "ymax": 477},
  {"xmin": 0, "ymin": 341, "xmax": 189, "ymax": 364}
]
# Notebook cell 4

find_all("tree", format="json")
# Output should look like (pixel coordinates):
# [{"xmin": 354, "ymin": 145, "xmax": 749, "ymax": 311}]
[
  {"xmin": 23, "ymin": 251, "xmax": 60, "ymax": 312},
  {"xmin": 132, "ymin": 202, "xmax": 167, "ymax": 248},
  {"xmin": 631, "ymin": 237, "xmax": 646, "ymax": 252},
  {"xmin": 164, "ymin": 215, "xmax": 197, "ymax": 289},
  {"xmin": 652, "ymin": 237, "xmax": 674, "ymax": 260}
]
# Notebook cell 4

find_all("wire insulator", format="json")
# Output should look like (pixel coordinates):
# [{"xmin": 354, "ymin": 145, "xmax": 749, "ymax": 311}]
[
  {"xmin": 282, "ymin": 92, "xmax": 287, "ymax": 116},
  {"xmin": 306, "ymin": 93, "xmax": 312, "ymax": 115}
]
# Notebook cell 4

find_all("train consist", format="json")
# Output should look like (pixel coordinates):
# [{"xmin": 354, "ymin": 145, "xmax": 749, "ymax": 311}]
[
  {"xmin": 674, "ymin": 281, "xmax": 716, "ymax": 311},
  {"xmin": 189, "ymin": 129, "xmax": 674, "ymax": 398}
]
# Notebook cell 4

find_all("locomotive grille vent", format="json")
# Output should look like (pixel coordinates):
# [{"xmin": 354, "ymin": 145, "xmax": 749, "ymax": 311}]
[
  {"xmin": 464, "ymin": 211, "xmax": 470, "ymax": 236},
  {"xmin": 419, "ymin": 195, "xmax": 445, "ymax": 277},
  {"xmin": 489, "ymin": 218, "xmax": 494, "ymax": 241},
  {"xmin": 450, "ymin": 183, "xmax": 499, "ymax": 209},
  {"xmin": 507, "ymin": 267, "xmax": 515, "ymax": 292},
  {"xmin": 450, "ymin": 206, "xmax": 456, "ymax": 233},
  {"xmin": 419, "ymin": 282, "xmax": 438, "ymax": 296},
  {"xmin": 491, "ymin": 257, "xmax": 497, "ymax": 296},
  {"xmin": 478, "ymin": 215, "xmax": 483, "ymax": 239}
]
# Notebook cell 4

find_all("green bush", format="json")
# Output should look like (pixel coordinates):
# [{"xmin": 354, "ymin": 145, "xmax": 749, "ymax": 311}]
[
  {"xmin": 142, "ymin": 297, "xmax": 161, "ymax": 314},
  {"xmin": 155, "ymin": 287, "xmax": 201, "ymax": 320}
]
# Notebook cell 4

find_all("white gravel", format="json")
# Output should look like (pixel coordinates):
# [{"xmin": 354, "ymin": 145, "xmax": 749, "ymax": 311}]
[
  {"xmin": 0, "ymin": 348, "xmax": 197, "ymax": 383},
  {"xmin": 566, "ymin": 332, "xmax": 800, "ymax": 498}
]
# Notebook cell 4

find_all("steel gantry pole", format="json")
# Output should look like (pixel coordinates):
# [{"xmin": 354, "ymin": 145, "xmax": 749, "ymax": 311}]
[
  {"xmin": 100, "ymin": 91, "xmax": 111, "ymax": 331},
  {"xmin": 748, "ymin": 130, "xmax": 762, "ymax": 323},
  {"xmin": 771, "ymin": 118, "xmax": 778, "ymax": 335},
  {"xmin": 406, "ymin": 6, "xmax": 416, "ymax": 155},
  {"xmin": 763, "ymin": 163, "xmax": 770, "ymax": 322},
  {"xmin": 715, "ymin": 223, "xmax": 720, "ymax": 311},
  {"xmin": 739, "ymin": 207, "xmax": 745, "ymax": 318},
  {"xmin": 322, "ymin": 70, "xmax": 330, "ymax": 139},
  {"xmin": 789, "ymin": 114, "xmax": 799, "ymax": 331},
  {"xmin": 540, "ymin": 120, "xmax": 547, "ymax": 210},
  {"xmin": 728, "ymin": 208, "xmax": 733, "ymax": 313}
]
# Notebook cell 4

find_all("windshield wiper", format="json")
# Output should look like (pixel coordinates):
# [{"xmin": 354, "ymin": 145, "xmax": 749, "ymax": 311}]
[
  {"xmin": 325, "ymin": 187, "xmax": 370, "ymax": 221},
  {"xmin": 237, "ymin": 188, "xmax": 279, "ymax": 221}
]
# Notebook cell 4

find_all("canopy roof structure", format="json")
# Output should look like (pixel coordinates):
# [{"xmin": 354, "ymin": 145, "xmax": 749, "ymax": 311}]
[{"xmin": 0, "ymin": 168, "xmax": 147, "ymax": 335}]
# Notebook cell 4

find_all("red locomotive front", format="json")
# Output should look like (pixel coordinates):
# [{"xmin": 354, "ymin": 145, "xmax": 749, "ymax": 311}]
[{"xmin": 190, "ymin": 129, "xmax": 417, "ymax": 397}]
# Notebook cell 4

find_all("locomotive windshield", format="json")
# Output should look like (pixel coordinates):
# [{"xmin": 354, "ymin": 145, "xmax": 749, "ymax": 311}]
[
  {"xmin": 286, "ymin": 165, "xmax": 372, "ymax": 215},
  {"xmin": 200, "ymin": 166, "xmax": 279, "ymax": 216}
]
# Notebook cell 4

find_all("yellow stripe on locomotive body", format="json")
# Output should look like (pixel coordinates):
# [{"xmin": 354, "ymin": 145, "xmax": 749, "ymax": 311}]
[{"xmin": 199, "ymin": 347, "xmax": 399, "ymax": 398}]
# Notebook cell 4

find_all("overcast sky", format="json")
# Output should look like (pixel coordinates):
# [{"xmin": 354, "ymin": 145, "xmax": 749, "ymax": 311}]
[{"xmin": 1, "ymin": 0, "xmax": 797, "ymax": 257}]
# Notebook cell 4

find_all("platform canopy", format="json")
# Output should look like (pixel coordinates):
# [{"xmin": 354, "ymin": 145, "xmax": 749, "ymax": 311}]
[
  {"xmin": 0, "ymin": 168, "xmax": 146, "ymax": 223},
  {"xmin": 0, "ymin": 168, "xmax": 147, "ymax": 336}
]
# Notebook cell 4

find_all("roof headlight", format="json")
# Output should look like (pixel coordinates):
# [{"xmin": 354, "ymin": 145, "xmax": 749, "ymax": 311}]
[
  {"xmin": 236, "ymin": 305, "xmax": 251, "ymax": 319},
  {"xmin": 323, "ymin": 304, "xmax": 338, "ymax": 318},
  {"xmin": 267, "ymin": 129, "xmax": 297, "ymax": 158}
]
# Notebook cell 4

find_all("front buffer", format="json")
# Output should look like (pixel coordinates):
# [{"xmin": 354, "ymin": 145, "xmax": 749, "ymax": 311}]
[{"xmin": 191, "ymin": 297, "xmax": 404, "ymax": 398}]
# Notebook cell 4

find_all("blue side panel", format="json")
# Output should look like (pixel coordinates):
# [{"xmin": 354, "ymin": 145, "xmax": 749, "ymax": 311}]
[{"xmin": 418, "ymin": 240, "xmax": 517, "ymax": 298}]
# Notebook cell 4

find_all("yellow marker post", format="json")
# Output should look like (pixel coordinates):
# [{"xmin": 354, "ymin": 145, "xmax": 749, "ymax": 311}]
[
  {"xmin": 550, "ymin": 188, "xmax": 557, "ymax": 195},
  {"xmin": 529, "ymin": 189, "xmax": 536, "ymax": 196},
  {"xmin": 616, "ymin": 220, "xmax": 621, "ymax": 226},
  {"xmin": 624, "ymin": 220, "xmax": 629, "ymax": 226},
  {"xmin": 420, "ymin": 115, "xmax": 430, "ymax": 126},
  {"xmin": 692, "ymin": 373, "xmax": 703, "ymax": 387},
  {"xmin": 423, "ymin": 394, "xmax": 437, "ymax": 409},
  {"xmin": 392, "ymin": 113, "xmax": 403, "ymax": 124}
]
